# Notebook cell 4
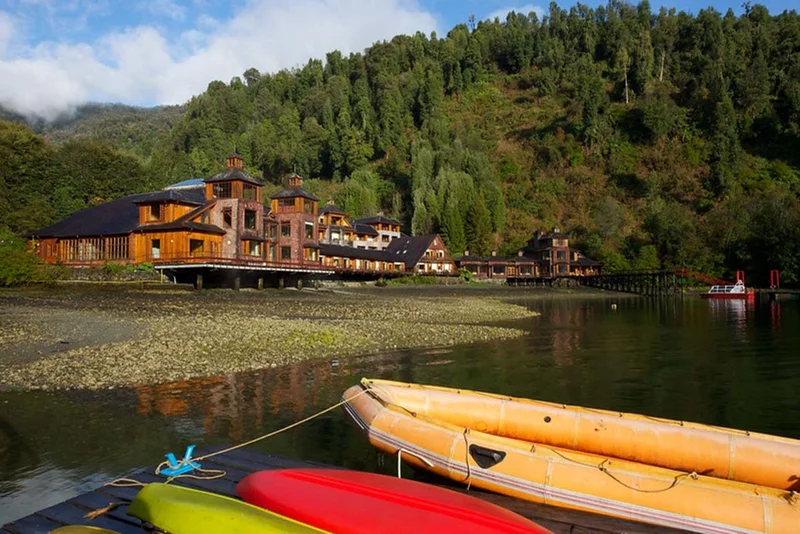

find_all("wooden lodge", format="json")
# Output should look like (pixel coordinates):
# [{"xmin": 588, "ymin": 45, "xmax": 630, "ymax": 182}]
[
  {"xmin": 27, "ymin": 155, "xmax": 456, "ymax": 283},
  {"xmin": 454, "ymin": 228, "xmax": 601, "ymax": 280}
]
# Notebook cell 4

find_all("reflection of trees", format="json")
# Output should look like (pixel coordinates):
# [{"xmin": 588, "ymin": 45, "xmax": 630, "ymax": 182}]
[{"xmin": 0, "ymin": 415, "xmax": 39, "ymax": 480}]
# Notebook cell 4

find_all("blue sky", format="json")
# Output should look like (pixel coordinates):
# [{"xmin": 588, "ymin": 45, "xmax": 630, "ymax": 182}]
[{"xmin": 0, "ymin": 0, "xmax": 795, "ymax": 120}]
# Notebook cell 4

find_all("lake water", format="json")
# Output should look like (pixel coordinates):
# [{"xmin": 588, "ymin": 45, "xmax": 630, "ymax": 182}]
[{"xmin": 1, "ymin": 293, "xmax": 799, "ymax": 524}]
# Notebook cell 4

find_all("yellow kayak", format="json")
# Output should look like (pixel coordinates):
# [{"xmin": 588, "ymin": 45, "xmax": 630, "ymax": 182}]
[
  {"xmin": 127, "ymin": 483, "xmax": 327, "ymax": 534},
  {"xmin": 50, "ymin": 528, "xmax": 120, "ymax": 533}
]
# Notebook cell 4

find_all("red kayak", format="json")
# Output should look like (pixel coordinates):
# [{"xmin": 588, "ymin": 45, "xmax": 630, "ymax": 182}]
[{"xmin": 236, "ymin": 468, "xmax": 552, "ymax": 534}]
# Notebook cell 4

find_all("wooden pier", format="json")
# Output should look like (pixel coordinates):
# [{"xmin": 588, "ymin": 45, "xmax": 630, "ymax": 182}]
[
  {"xmin": 1, "ymin": 447, "xmax": 688, "ymax": 534},
  {"xmin": 582, "ymin": 271, "xmax": 680, "ymax": 297}
]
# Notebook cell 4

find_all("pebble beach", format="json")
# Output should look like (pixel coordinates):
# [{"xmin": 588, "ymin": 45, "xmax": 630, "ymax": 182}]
[{"xmin": 0, "ymin": 285, "xmax": 539, "ymax": 390}]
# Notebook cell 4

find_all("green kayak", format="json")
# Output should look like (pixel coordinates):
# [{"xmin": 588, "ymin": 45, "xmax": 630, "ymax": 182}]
[{"xmin": 127, "ymin": 483, "xmax": 326, "ymax": 533}]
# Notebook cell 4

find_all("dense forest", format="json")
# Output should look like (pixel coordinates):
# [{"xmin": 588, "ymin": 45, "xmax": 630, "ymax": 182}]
[{"xmin": 1, "ymin": 1, "xmax": 799, "ymax": 283}]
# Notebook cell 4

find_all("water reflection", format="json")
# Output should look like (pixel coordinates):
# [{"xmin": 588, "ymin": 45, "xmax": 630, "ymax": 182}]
[{"xmin": 1, "ymin": 295, "xmax": 799, "ymax": 525}]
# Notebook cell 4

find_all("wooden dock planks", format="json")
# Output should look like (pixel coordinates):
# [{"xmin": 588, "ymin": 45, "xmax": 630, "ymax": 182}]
[{"xmin": 2, "ymin": 447, "xmax": 689, "ymax": 534}]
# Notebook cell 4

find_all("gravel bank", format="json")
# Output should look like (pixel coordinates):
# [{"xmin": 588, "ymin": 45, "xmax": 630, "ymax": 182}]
[{"xmin": 0, "ymin": 287, "xmax": 538, "ymax": 390}]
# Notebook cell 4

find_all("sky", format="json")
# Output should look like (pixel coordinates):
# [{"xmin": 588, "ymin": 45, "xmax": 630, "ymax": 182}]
[{"xmin": 0, "ymin": 0, "xmax": 795, "ymax": 121}]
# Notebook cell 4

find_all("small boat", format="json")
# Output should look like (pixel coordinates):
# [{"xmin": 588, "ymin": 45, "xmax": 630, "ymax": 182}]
[
  {"xmin": 126, "ymin": 483, "xmax": 324, "ymax": 533},
  {"xmin": 700, "ymin": 280, "xmax": 755, "ymax": 299},
  {"xmin": 343, "ymin": 378, "xmax": 800, "ymax": 534},
  {"xmin": 237, "ymin": 468, "xmax": 552, "ymax": 534}
]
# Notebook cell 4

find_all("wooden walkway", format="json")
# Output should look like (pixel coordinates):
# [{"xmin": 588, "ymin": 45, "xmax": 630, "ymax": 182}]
[{"xmin": 1, "ymin": 447, "xmax": 689, "ymax": 534}]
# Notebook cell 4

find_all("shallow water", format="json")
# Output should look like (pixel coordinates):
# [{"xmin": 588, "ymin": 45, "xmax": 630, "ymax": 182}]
[{"xmin": 1, "ymin": 293, "xmax": 799, "ymax": 524}]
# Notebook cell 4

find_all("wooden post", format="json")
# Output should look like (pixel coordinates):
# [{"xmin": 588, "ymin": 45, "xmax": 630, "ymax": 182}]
[
  {"xmin": 258, "ymin": 277, "xmax": 264, "ymax": 290},
  {"xmin": 279, "ymin": 277, "xmax": 285, "ymax": 289},
  {"xmin": 196, "ymin": 273, "xmax": 203, "ymax": 290},
  {"xmin": 234, "ymin": 276, "xmax": 240, "ymax": 291},
  {"xmin": 297, "ymin": 278, "xmax": 303, "ymax": 290}
]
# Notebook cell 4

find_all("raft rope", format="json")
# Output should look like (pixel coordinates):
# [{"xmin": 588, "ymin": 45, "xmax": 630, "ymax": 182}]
[{"xmin": 104, "ymin": 387, "xmax": 370, "ymax": 491}]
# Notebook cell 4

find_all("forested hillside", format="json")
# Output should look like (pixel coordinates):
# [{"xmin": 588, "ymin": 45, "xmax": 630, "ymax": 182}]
[{"xmin": 2, "ymin": 1, "xmax": 799, "ymax": 282}]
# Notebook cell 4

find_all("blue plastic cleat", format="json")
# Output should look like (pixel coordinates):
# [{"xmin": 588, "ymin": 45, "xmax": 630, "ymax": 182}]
[{"xmin": 160, "ymin": 444, "xmax": 201, "ymax": 477}]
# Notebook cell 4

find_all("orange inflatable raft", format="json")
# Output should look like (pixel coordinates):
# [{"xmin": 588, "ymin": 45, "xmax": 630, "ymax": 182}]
[{"xmin": 343, "ymin": 378, "xmax": 800, "ymax": 534}]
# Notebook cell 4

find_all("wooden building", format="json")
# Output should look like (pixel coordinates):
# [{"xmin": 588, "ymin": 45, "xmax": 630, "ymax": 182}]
[
  {"xmin": 28, "ymin": 154, "xmax": 455, "ymax": 279},
  {"xmin": 29, "ymin": 154, "xmax": 281, "ymax": 269},
  {"xmin": 454, "ymin": 227, "xmax": 601, "ymax": 279}
]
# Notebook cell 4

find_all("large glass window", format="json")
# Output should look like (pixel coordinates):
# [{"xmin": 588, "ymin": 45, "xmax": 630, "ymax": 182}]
[
  {"xmin": 281, "ymin": 223, "xmax": 291, "ymax": 238},
  {"xmin": 189, "ymin": 239, "xmax": 204, "ymax": 257},
  {"xmin": 305, "ymin": 222, "xmax": 314, "ymax": 240},
  {"xmin": 213, "ymin": 183, "xmax": 232, "ymax": 198},
  {"xmin": 281, "ymin": 246, "xmax": 292, "ymax": 260},
  {"xmin": 556, "ymin": 250, "xmax": 566, "ymax": 260},
  {"xmin": 223, "ymin": 209, "xmax": 232, "ymax": 228},
  {"xmin": 244, "ymin": 210, "xmax": 257, "ymax": 230}
]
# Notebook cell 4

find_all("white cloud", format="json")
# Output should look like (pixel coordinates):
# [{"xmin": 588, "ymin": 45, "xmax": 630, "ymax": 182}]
[
  {"xmin": 485, "ymin": 4, "xmax": 545, "ymax": 22},
  {"xmin": 0, "ymin": 0, "xmax": 439, "ymax": 121},
  {"xmin": 0, "ymin": 11, "xmax": 14, "ymax": 57},
  {"xmin": 140, "ymin": 0, "xmax": 187, "ymax": 20}
]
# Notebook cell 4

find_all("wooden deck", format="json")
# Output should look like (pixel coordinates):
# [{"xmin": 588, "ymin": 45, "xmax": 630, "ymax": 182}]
[{"xmin": 1, "ymin": 447, "xmax": 689, "ymax": 534}]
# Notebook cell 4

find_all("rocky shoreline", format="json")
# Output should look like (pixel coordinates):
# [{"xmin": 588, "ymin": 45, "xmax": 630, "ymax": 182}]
[{"xmin": 0, "ymin": 286, "xmax": 540, "ymax": 390}]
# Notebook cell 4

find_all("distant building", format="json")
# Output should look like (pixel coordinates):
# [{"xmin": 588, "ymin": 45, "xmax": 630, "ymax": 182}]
[
  {"xmin": 27, "ymin": 155, "xmax": 456, "ymax": 278},
  {"xmin": 454, "ymin": 227, "xmax": 601, "ymax": 279}
]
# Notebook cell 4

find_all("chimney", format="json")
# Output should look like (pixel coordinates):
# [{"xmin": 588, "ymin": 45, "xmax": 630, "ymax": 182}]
[
  {"xmin": 464, "ymin": 249, "xmax": 470, "ymax": 256},
  {"xmin": 518, "ymin": 250, "xmax": 523, "ymax": 257},
  {"xmin": 327, "ymin": 199, "xmax": 335, "ymax": 206},
  {"xmin": 491, "ymin": 250, "xmax": 497, "ymax": 256},
  {"xmin": 377, "ymin": 210, "xmax": 384, "ymax": 217},
  {"xmin": 288, "ymin": 173, "xmax": 303, "ymax": 188},
  {"xmin": 226, "ymin": 153, "xmax": 244, "ymax": 169}
]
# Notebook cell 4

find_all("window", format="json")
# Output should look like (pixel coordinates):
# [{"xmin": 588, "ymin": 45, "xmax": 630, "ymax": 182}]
[
  {"xmin": 304, "ymin": 199, "xmax": 313, "ymax": 214},
  {"xmin": 332, "ymin": 231, "xmax": 340, "ymax": 240},
  {"xmin": 304, "ymin": 247, "xmax": 318, "ymax": 261},
  {"xmin": 281, "ymin": 246, "xmax": 292, "ymax": 260},
  {"xmin": 281, "ymin": 223, "xmax": 291, "ymax": 238},
  {"xmin": 245, "ymin": 240, "xmax": 262, "ymax": 257},
  {"xmin": 557, "ymin": 264, "xmax": 568, "ymax": 274},
  {"xmin": 147, "ymin": 204, "xmax": 162, "ymax": 221},
  {"xmin": 244, "ymin": 209, "xmax": 257, "ymax": 230},
  {"xmin": 382, "ymin": 235, "xmax": 390, "ymax": 243},
  {"xmin": 305, "ymin": 222, "xmax": 314, "ymax": 240},
  {"xmin": 268, "ymin": 224, "xmax": 277, "ymax": 239},
  {"xmin": 190, "ymin": 239, "xmax": 204, "ymax": 257},
  {"xmin": 268, "ymin": 244, "xmax": 276, "ymax": 261},
  {"xmin": 243, "ymin": 184, "xmax": 258, "ymax": 201},
  {"xmin": 438, "ymin": 250, "xmax": 444, "ymax": 258},
  {"xmin": 151, "ymin": 239, "xmax": 161, "ymax": 259},
  {"xmin": 278, "ymin": 198, "xmax": 295, "ymax": 212},
  {"xmin": 556, "ymin": 250, "xmax": 566, "ymax": 260},
  {"xmin": 213, "ymin": 182, "xmax": 232, "ymax": 198},
  {"xmin": 200, "ymin": 211, "xmax": 210, "ymax": 224},
  {"xmin": 493, "ymin": 265, "xmax": 505, "ymax": 275},
  {"xmin": 223, "ymin": 209, "xmax": 232, "ymax": 228}
]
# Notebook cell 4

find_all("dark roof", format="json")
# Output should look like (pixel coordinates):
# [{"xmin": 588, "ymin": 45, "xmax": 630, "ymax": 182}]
[
  {"xmin": 205, "ymin": 167, "xmax": 263, "ymax": 186},
  {"xmin": 132, "ymin": 189, "xmax": 206, "ymax": 205},
  {"xmin": 454, "ymin": 254, "xmax": 482, "ymax": 262},
  {"xmin": 572, "ymin": 254, "xmax": 601, "ymax": 266},
  {"xmin": 385, "ymin": 235, "xmax": 438, "ymax": 269},
  {"xmin": 455, "ymin": 254, "xmax": 541, "ymax": 264},
  {"xmin": 30, "ymin": 193, "xmax": 151, "ymax": 238},
  {"xmin": 269, "ymin": 187, "xmax": 319, "ymax": 201},
  {"xmin": 354, "ymin": 215, "xmax": 401, "ymax": 226},
  {"xmin": 136, "ymin": 221, "xmax": 226, "ymax": 235},
  {"xmin": 351, "ymin": 223, "xmax": 379, "ymax": 236},
  {"xmin": 319, "ymin": 243, "xmax": 390, "ymax": 261},
  {"xmin": 319, "ymin": 204, "xmax": 346, "ymax": 216}
]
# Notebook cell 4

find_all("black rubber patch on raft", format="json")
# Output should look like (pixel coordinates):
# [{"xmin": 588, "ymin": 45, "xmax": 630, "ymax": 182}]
[{"xmin": 469, "ymin": 444, "xmax": 507, "ymax": 469}]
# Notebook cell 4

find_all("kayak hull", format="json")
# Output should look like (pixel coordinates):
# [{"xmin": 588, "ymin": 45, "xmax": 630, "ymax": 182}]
[
  {"xmin": 126, "ymin": 483, "xmax": 324, "ymax": 534},
  {"xmin": 237, "ymin": 468, "xmax": 552, "ymax": 534}
]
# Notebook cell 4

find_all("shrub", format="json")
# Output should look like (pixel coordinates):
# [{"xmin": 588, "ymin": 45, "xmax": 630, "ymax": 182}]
[
  {"xmin": 102, "ymin": 262, "xmax": 126, "ymax": 275},
  {"xmin": 459, "ymin": 267, "xmax": 473, "ymax": 282},
  {"xmin": 0, "ymin": 232, "xmax": 65, "ymax": 286}
]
